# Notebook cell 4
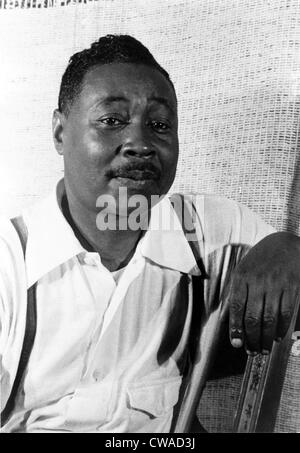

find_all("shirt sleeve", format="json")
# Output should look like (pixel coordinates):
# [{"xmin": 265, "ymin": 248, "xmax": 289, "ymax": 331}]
[
  {"xmin": 0, "ymin": 217, "xmax": 28, "ymax": 412},
  {"xmin": 199, "ymin": 195, "xmax": 276, "ymax": 255},
  {"xmin": 191, "ymin": 194, "xmax": 276, "ymax": 315}
]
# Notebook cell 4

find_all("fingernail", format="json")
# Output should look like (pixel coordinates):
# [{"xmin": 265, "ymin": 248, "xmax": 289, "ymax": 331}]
[
  {"xmin": 262, "ymin": 349, "xmax": 270, "ymax": 355},
  {"xmin": 231, "ymin": 338, "xmax": 243, "ymax": 348},
  {"xmin": 231, "ymin": 328, "xmax": 243, "ymax": 335},
  {"xmin": 230, "ymin": 328, "xmax": 243, "ymax": 348},
  {"xmin": 246, "ymin": 350, "xmax": 258, "ymax": 356}
]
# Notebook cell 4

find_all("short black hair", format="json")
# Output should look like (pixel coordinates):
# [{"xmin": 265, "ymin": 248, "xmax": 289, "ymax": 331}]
[{"xmin": 58, "ymin": 34, "xmax": 175, "ymax": 115}]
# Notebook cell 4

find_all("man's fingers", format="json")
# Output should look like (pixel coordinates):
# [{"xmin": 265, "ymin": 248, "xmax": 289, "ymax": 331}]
[
  {"xmin": 261, "ymin": 290, "xmax": 280, "ymax": 354},
  {"xmin": 276, "ymin": 290, "xmax": 295, "ymax": 340},
  {"xmin": 243, "ymin": 286, "xmax": 264, "ymax": 354},
  {"xmin": 229, "ymin": 278, "xmax": 247, "ymax": 348}
]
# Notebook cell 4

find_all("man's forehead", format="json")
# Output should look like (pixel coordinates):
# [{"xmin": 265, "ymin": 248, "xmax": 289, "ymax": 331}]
[
  {"xmin": 89, "ymin": 94, "xmax": 176, "ymax": 115},
  {"xmin": 80, "ymin": 63, "xmax": 177, "ymax": 109}
]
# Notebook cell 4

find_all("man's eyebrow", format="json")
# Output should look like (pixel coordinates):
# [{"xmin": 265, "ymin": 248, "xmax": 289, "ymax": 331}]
[
  {"xmin": 148, "ymin": 96, "xmax": 176, "ymax": 114},
  {"xmin": 90, "ymin": 95, "xmax": 176, "ymax": 113},
  {"xmin": 93, "ymin": 96, "xmax": 129, "ymax": 107}
]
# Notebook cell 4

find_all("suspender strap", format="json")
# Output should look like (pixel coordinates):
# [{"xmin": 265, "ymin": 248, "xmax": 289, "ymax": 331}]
[
  {"xmin": 169, "ymin": 194, "xmax": 202, "ymax": 264},
  {"xmin": 1, "ymin": 217, "xmax": 37, "ymax": 426},
  {"xmin": 11, "ymin": 217, "xmax": 28, "ymax": 257},
  {"xmin": 169, "ymin": 194, "xmax": 208, "ymax": 433}
]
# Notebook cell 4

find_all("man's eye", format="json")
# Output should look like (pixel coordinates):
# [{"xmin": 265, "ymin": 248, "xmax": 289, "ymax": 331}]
[
  {"xmin": 99, "ymin": 117, "xmax": 125, "ymax": 127},
  {"xmin": 149, "ymin": 121, "xmax": 170, "ymax": 132}
]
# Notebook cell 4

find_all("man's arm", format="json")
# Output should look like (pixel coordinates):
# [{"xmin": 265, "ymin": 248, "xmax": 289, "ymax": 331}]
[{"xmin": 0, "ymin": 218, "xmax": 28, "ymax": 415}]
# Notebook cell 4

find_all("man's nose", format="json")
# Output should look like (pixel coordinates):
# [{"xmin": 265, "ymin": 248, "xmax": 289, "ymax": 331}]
[{"xmin": 121, "ymin": 125, "xmax": 156, "ymax": 159}]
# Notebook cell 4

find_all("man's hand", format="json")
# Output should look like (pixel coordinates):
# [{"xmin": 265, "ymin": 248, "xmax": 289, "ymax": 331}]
[{"xmin": 228, "ymin": 232, "xmax": 300, "ymax": 354}]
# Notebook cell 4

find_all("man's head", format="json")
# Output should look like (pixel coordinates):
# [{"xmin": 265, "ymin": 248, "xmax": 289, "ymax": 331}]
[
  {"xmin": 58, "ymin": 34, "xmax": 175, "ymax": 117},
  {"xmin": 53, "ymin": 34, "xmax": 179, "ymax": 217}
]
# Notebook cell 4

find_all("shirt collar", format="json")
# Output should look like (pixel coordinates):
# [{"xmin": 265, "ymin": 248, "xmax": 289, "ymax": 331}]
[
  {"xmin": 23, "ymin": 180, "xmax": 201, "ymax": 288},
  {"xmin": 23, "ymin": 179, "xmax": 84, "ymax": 288},
  {"xmin": 138, "ymin": 196, "xmax": 201, "ymax": 276}
]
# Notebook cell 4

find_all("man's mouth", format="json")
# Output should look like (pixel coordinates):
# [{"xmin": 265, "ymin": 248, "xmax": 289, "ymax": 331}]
[
  {"xmin": 114, "ymin": 170, "xmax": 159, "ymax": 181},
  {"xmin": 106, "ymin": 164, "xmax": 161, "ymax": 181}
]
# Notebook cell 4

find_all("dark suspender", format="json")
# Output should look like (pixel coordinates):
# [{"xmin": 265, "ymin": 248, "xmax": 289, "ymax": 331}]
[
  {"xmin": 169, "ymin": 194, "xmax": 207, "ymax": 433},
  {"xmin": 0, "ymin": 217, "xmax": 37, "ymax": 427}
]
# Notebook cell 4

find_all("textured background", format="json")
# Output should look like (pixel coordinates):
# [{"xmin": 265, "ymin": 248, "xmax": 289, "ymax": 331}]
[
  {"xmin": 0, "ymin": 0, "xmax": 299, "ymax": 432},
  {"xmin": 1, "ymin": 0, "xmax": 300, "ymax": 232}
]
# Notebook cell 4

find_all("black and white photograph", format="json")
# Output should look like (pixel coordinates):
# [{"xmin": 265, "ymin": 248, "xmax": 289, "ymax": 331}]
[{"xmin": 0, "ymin": 0, "xmax": 299, "ymax": 436}]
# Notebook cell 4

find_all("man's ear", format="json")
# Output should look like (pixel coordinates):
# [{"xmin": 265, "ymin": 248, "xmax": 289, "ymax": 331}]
[{"xmin": 52, "ymin": 109, "xmax": 66, "ymax": 155}]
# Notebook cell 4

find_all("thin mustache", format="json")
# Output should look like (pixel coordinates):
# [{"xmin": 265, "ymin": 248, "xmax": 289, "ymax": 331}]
[{"xmin": 106, "ymin": 162, "xmax": 161, "ymax": 180}]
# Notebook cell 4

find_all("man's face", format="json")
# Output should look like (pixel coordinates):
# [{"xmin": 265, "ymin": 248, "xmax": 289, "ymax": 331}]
[{"xmin": 53, "ymin": 62, "xmax": 179, "ymax": 214}]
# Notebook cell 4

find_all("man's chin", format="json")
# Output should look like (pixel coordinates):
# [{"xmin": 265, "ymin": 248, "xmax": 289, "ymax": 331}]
[{"xmin": 108, "ymin": 176, "xmax": 162, "ymax": 197}]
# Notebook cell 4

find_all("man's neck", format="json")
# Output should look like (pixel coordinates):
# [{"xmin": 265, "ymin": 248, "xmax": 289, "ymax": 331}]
[{"xmin": 61, "ymin": 193, "xmax": 144, "ymax": 272}]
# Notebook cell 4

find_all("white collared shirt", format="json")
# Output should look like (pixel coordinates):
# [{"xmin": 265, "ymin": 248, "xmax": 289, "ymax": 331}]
[{"xmin": 0, "ymin": 182, "xmax": 275, "ymax": 433}]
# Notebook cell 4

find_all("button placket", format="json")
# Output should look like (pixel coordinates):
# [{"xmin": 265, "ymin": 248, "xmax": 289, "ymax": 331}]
[
  {"xmin": 79, "ymin": 261, "xmax": 117, "ymax": 381},
  {"xmin": 97, "ymin": 257, "xmax": 145, "ymax": 344}
]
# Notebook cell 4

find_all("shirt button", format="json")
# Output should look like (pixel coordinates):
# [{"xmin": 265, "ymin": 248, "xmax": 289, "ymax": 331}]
[{"xmin": 93, "ymin": 369, "xmax": 103, "ymax": 382}]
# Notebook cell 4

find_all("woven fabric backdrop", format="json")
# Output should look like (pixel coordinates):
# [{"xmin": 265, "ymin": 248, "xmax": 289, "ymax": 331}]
[{"xmin": 0, "ymin": 0, "xmax": 299, "ymax": 432}]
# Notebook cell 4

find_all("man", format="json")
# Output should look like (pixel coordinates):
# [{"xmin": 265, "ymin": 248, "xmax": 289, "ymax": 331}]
[{"xmin": 0, "ymin": 34, "xmax": 299, "ymax": 433}]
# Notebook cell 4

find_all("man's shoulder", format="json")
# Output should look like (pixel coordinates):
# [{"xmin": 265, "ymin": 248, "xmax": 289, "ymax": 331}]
[
  {"xmin": 169, "ymin": 192, "xmax": 243, "ymax": 223},
  {"xmin": 169, "ymin": 192, "xmax": 275, "ymax": 249},
  {"xmin": 0, "ymin": 215, "xmax": 25, "ymax": 276},
  {"xmin": 0, "ymin": 215, "xmax": 16, "ymax": 247},
  {"xmin": 169, "ymin": 191, "xmax": 240, "ymax": 207}
]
